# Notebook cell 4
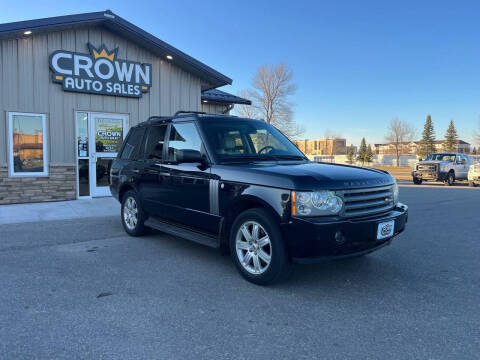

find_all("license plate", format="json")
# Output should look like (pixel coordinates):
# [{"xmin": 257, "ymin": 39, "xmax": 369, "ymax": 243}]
[{"xmin": 377, "ymin": 220, "xmax": 395, "ymax": 240}]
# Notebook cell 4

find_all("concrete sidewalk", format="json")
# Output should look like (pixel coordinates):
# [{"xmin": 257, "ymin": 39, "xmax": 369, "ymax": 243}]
[{"xmin": 0, "ymin": 197, "xmax": 120, "ymax": 225}]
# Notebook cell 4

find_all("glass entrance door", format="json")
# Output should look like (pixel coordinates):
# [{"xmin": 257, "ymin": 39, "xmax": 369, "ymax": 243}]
[{"xmin": 88, "ymin": 113, "xmax": 129, "ymax": 197}]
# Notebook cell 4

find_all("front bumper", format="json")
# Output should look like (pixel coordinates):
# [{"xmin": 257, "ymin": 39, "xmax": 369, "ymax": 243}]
[
  {"xmin": 468, "ymin": 174, "xmax": 480, "ymax": 183},
  {"xmin": 412, "ymin": 170, "xmax": 448, "ymax": 181},
  {"xmin": 282, "ymin": 203, "xmax": 408, "ymax": 263}
]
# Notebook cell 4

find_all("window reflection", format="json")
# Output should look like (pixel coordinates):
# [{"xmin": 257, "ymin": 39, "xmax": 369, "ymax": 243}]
[
  {"xmin": 78, "ymin": 159, "xmax": 90, "ymax": 196},
  {"xmin": 12, "ymin": 114, "xmax": 44, "ymax": 173},
  {"xmin": 96, "ymin": 158, "xmax": 113, "ymax": 187},
  {"xmin": 76, "ymin": 112, "xmax": 88, "ymax": 157}
]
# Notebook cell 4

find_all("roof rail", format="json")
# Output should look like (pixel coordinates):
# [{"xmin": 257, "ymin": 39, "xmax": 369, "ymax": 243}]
[
  {"xmin": 143, "ymin": 115, "xmax": 172, "ymax": 125},
  {"xmin": 147, "ymin": 115, "xmax": 171, "ymax": 120},
  {"xmin": 174, "ymin": 110, "xmax": 207, "ymax": 117}
]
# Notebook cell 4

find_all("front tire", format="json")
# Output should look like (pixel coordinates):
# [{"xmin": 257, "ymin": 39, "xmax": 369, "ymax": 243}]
[
  {"xmin": 121, "ymin": 190, "xmax": 147, "ymax": 236},
  {"xmin": 413, "ymin": 177, "xmax": 422, "ymax": 185},
  {"xmin": 446, "ymin": 172, "xmax": 455, "ymax": 186},
  {"xmin": 230, "ymin": 208, "xmax": 290, "ymax": 285}
]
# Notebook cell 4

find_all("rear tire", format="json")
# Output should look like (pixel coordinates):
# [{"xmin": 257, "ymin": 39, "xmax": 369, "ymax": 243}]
[
  {"xmin": 413, "ymin": 177, "xmax": 422, "ymax": 185},
  {"xmin": 230, "ymin": 208, "xmax": 290, "ymax": 285},
  {"xmin": 446, "ymin": 172, "xmax": 455, "ymax": 186},
  {"xmin": 121, "ymin": 190, "xmax": 147, "ymax": 236}
]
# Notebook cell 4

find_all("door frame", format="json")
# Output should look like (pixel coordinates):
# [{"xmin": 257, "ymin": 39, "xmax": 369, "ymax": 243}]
[{"xmin": 74, "ymin": 110, "xmax": 130, "ymax": 199}]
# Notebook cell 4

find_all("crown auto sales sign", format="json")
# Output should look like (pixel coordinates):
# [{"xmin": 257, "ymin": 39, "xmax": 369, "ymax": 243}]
[{"xmin": 49, "ymin": 43, "xmax": 151, "ymax": 98}]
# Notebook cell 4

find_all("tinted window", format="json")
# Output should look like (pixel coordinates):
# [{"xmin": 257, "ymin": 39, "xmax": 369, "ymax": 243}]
[
  {"xmin": 249, "ymin": 129, "xmax": 290, "ymax": 153},
  {"xmin": 167, "ymin": 122, "xmax": 202, "ymax": 162},
  {"xmin": 120, "ymin": 127, "xmax": 145, "ymax": 160},
  {"xmin": 425, "ymin": 153, "xmax": 455, "ymax": 162},
  {"xmin": 200, "ymin": 119, "xmax": 305, "ymax": 162},
  {"xmin": 145, "ymin": 125, "xmax": 168, "ymax": 160}
]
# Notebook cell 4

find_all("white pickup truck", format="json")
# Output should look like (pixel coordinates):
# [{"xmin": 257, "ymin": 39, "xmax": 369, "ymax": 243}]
[
  {"xmin": 412, "ymin": 153, "xmax": 471, "ymax": 186},
  {"xmin": 468, "ymin": 162, "xmax": 480, "ymax": 187}
]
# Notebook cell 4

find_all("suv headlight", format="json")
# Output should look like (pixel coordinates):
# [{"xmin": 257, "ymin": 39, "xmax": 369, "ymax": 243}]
[
  {"xmin": 292, "ymin": 191, "xmax": 343, "ymax": 216},
  {"xmin": 393, "ymin": 181, "xmax": 399, "ymax": 205}
]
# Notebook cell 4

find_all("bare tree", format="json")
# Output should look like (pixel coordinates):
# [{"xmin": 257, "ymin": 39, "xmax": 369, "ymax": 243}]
[
  {"xmin": 233, "ymin": 90, "xmax": 260, "ymax": 119},
  {"xmin": 244, "ymin": 63, "xmax": 304, "ymax": 139},
  {"xmin": 385, "ymin": 118, "xmax": 415, "ymax": 167}
]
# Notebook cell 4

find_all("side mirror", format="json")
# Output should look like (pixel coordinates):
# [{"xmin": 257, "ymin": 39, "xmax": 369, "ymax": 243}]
[
  {"xmin": 176, "ymin": 149, "xmax": 205, "ymax": 164},
  {"xmin": 462, "ymin": 159, "xmax": 467, "ymax": 165}
]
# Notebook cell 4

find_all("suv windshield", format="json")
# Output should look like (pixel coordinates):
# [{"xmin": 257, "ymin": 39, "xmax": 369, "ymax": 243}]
[
  {"xmin": 424, "ymin": 153, "xmax": 456, "ymax": 162},
  {"xmin": 200, "ymin": 118, "xmax": 306, "ymax": 162}
]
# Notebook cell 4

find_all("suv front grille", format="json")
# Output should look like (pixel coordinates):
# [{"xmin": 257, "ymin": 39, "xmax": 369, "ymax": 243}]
[
  {"xmin": 417, "ymin": 164, "xmax": 437, "ymax": 172},
  {"xmin": 339, "ymin": 185, "xmax": 394, "ymax": 218}
]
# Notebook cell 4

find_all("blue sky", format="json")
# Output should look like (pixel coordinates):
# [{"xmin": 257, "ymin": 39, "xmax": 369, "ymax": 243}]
[{"xmin": 1, "ymin": 0, "xmax": 479, "ymax": 147}]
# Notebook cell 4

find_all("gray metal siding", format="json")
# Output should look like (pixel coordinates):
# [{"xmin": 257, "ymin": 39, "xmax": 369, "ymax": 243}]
[
  {"xmin": 0, "ymin": 26, "xmax": 202, "ymax": 166},
  {"xmin": 202, "ymin": 103, "xmax": 230, "ymax": 114}
]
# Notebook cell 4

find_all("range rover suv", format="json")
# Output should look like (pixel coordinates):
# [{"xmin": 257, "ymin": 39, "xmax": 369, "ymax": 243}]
[{"xmin": 110, "ymin": 112, "xmax": 408, "ymax": 285}]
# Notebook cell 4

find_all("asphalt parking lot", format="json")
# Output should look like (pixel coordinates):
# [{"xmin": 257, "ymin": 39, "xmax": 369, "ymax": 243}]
[{"xmin": 0, "ymin": 186, "xmax": 479, "ymax": 359}]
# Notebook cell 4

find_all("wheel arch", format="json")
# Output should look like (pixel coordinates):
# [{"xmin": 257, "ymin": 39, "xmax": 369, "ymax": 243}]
[
  {"xmin": 118, "ymin": 183, "xmax": 135, "ymax": 203},
  {"xmin": 220, "ymin": 195, "xmax": 283, "ymax": 254}
]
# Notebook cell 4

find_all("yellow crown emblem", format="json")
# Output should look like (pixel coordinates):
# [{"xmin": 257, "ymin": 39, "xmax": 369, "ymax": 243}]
[
  {"xmin": 88, "ymin": 43, "xmax": 117, "ymax": 62},
  {"xmin": 93, "ymin": 48, "xmax": 115, "ymax": 61}
]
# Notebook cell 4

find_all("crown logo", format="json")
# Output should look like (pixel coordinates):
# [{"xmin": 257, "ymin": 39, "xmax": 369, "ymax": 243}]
[{"xmin": 88, "ymin": 43, "xmax": 118, "ymax": 62}]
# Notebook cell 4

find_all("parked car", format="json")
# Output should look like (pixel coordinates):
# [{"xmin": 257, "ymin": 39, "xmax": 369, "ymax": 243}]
[
  {"xmin": 412, "ymin": 153, "xmax": 471, "ymax": 185},
  {"xmin": 468, "ymin": 162, "xmax": 480, "ymax": 187},
  {"xmin": 110, "ymin": 112, "xmax": 408, "ymax": 285}
]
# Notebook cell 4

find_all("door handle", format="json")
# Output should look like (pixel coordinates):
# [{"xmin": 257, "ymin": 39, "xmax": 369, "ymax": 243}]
[{"xmin": 132, "ymin": 169, "xmax": 140, "ymax": 173}]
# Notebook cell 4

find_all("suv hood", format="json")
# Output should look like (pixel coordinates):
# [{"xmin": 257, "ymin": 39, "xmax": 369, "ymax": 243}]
[{"xmin": 214, "ymin": 161, "xmax": 394, "ymax": 191}]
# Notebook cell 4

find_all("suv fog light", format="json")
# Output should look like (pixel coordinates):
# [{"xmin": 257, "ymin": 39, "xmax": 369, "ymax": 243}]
[{"xmin": 335, "ymin": 231, "xmax": 345, "ymax": 244}]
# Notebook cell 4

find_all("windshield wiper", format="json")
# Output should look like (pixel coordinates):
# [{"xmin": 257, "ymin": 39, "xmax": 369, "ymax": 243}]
[
  {"xmin": 219, "ymin": 155, "xmax": 279, "ymax": 163},
  {"xmin": 271, "ymin": 155, "xmax": 307, "ymax": 160},
  {"xmin": 219, "ymin": 154, "xmax": 306, "ymax": 164}
]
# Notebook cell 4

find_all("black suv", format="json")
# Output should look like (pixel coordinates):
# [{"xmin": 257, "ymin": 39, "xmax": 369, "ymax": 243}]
[{"xmin": 110, "ymin": 112, "xmax": 408, "ymax": 285}]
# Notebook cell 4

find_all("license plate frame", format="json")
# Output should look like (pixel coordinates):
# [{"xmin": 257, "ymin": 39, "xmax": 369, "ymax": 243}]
[{"xmin": 377, "ymin": 220, "xmax": 395, "ymax": 240}]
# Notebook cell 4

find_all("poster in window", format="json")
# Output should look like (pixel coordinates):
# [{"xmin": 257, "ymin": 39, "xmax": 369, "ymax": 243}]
[{"xmin": 95, "ymin": 118, "xmax": 123, "ymax": 153}]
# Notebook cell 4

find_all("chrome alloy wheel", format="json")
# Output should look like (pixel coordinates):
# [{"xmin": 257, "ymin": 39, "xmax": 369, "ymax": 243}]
[
  {"xmin": 123, "ymin": 196, "xmax": 138, "ymax": 230},
  {"xmin": 235, "ymin": 221, "xmax": 272, "ymax": 275}
]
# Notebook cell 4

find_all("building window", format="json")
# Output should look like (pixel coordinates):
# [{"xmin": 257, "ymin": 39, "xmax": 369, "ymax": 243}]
[
  {"xmin": 8, "ymin": 112, "xmax": 48, "ymax": 177},
  {"xmin": 76, "ymin": 112, "xmax": 90, "ymax": 196}
]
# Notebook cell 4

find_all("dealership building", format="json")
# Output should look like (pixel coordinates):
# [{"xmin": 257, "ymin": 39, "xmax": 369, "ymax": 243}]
[{"xmin": 0, "ymin": 10, "xmax": 250, "ymax": 204}]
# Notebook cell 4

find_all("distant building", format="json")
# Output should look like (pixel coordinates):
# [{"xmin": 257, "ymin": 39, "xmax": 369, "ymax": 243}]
[
  {"xmin": 346, "ymin": 144, "xmax": 357, "ymax": 154},
  {"xmin": 373, "ymin": 140, "xmax": 471, "ymax": 155},
  {"xmin": 294, "ymin": 138, "xmax": 347, "ymax": 155}
]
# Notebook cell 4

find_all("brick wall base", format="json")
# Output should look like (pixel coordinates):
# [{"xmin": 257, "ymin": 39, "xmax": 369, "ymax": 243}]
[{"xmin": 0, "ymin": 165, "xmax": 76, "ymax": 205}]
